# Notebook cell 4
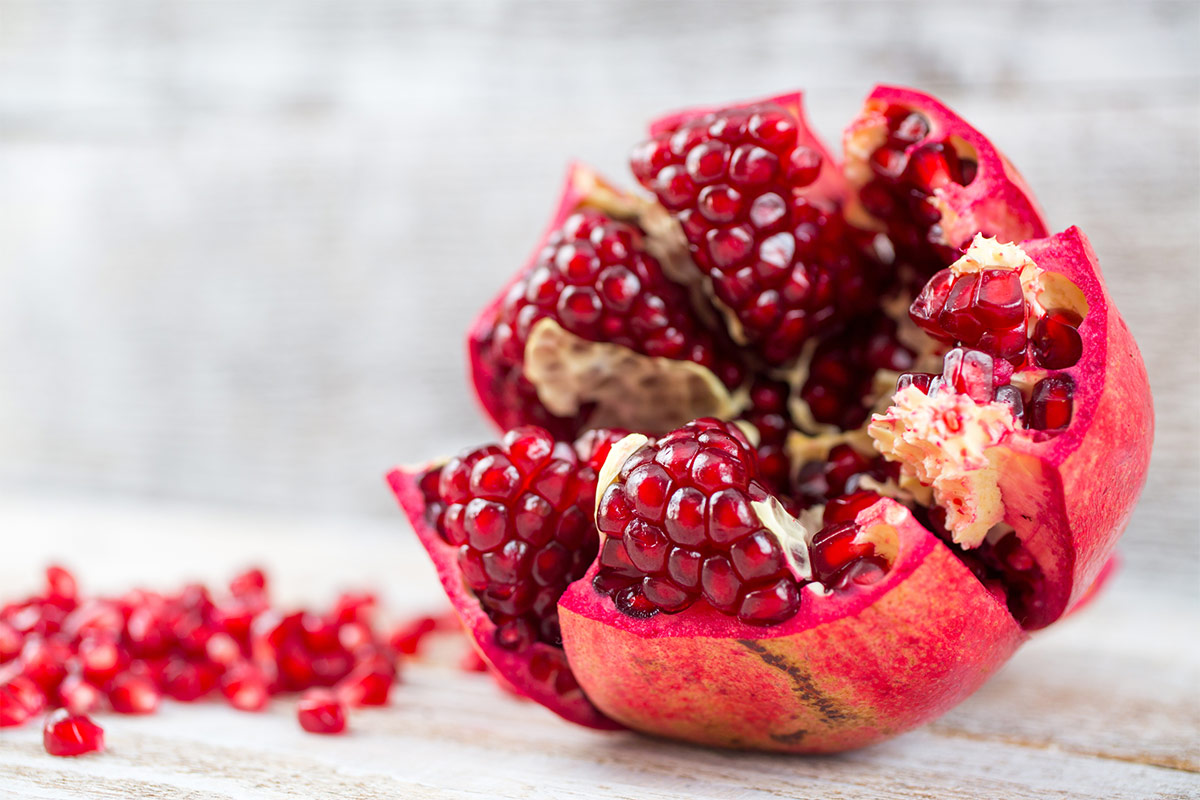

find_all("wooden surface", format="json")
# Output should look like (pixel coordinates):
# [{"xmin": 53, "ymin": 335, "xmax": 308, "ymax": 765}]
[
  {"xmin": 0, "ymin": 0, "xmax": 1197, "ymax": 797},
  {"xmin": 0, "ymin": 493, "xmax": 1197, "ymax": 800}
]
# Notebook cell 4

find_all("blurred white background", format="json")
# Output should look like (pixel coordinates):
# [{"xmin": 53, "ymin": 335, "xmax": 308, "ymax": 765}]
[{"xmin": 0, "ymin": 1, "xmax": 1195, "ymax": 593}]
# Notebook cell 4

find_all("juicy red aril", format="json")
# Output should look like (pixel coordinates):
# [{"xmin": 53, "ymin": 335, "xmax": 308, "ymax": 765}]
[
  {"xmin": 477, "ymin": 207, "xmax": 741, "ymax": 434},
  {"xmin": 633, "ymin": 102, "xmax": 874, "ymax": 365},
  {"xmin": 810, "ymin": 522, "xmax": 876, "ymax": 586},
  {"xmin": 108, "ymin": 672, "xmax": 161, "ymax": 714},
  {"xmin": 594, "ymin": 419, "xmax": 802, "ymax": 626},
  {"xmin": 940, "ymin": 347, "xmax": 995, "ymax": 403},
  {"xmin": 417, "ymin": 426, "xmax": 626, "ymax": 652},
  {"xmin": 221, "ymin": 661, "xmax": 270, "ymax": 712},
  {"xmin": 860, "ymin": 108, "xmax": 974, "ymax": 272},
  {"xmin": 1029, "ymin": 374, "xmax": 1075, "ymax": 430},
  {"xmin": 823, "ymin": 491, "xmax": 884, "ymax": 525},
  {"xmin": 335, "ymin": 655, "xmax": 395, "ymax": 707},
  {"xmin": 1, "ymin": 675, "xmax": 45, "ymax": 727},
  {"xmin": 297, "ymin": 689, "xmax": 347, "ymax": 734},
  {"xmin": 737, "ymin": 378, "xmax": 795, "ymax": 494},
  {"xmin": 1032, "ymin": 309, "xmax": 1084, "ymax": 369},
  {"xmin": 910, "ymin": 265, "xmax": 1031, "ymax": 360},
  {"xmin": 896, "ymin": 372, "xmax": 936, "ymax": 393},
  {"xmin": 58, "ymin": 673, "xmax": 103, "ymax": 713},
  {"xmin": 43, "ymin": 709, "xmax": 104, "ymax": 757}
]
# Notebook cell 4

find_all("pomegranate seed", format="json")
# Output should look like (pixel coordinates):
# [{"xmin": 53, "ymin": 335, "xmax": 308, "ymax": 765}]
[
  {"xmin": 58, "ymin": 673, "xmax": 103, "ymax": 713},
  {"xmin": 297, "ymin": 689, "xmax": 347, "ymax": 734},
  {"xmin": 993, "ymin": 384, "xmax": 1026, "ymax": 421},
  {"xmin": 229, "ymin": 567, "xmax": 268, "ymax": 598},
  {"xmin": 44, "ymin": 565, "xmax": 79, "ymax": 608},
  {"xmin": 335, "ymin": 656, "xmax": 394, "ymax": 707},
  {"xmin": 0, "ymin": 620, "xmax": 23, "ymax": 663},
  {"xmin": 941, "ymin": 348, "xmax": 995, "ymax": 403},
  {"xmin": 388, "ymin": 615, "xmax": 444, "ymax": 656},
  {"xmin": 736, "ymin": 578, "xmax": 801, "ymax": 625},
  {"xmin": 1029, "ymin": 374, "xmax": 1075, "ymax": 430},
  {"xmin": 1031, "ymin": 309, "xmax": 1084, "ymax": 369},
  {"xmin": 823, "ymin": 491, "xmax": 883, "ymax": 525},
  {"xmin": 811, "ymin": 522, "xmax": 878, "ymax": 585},
  {"xmin": 108, "ymin": 672, "xmax": 161, "ymax": 714},
  {"xmin": 18, "ymin": 635, "xmax": 71, "ymax": 694},
  {"xmin": 221, "ymin": 661, "xmax": 270, "ymax": 712},
  {"xmin": 43, "ymin": 709, "xmax": 104, "ymax": 756},
  {"xmin": 897, "ymin": 372, "xmax": 936, "ymax": 394}
]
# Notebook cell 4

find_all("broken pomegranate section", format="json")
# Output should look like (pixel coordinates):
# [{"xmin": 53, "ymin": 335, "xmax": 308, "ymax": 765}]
[
  {"xmin": 387, "ymin": 425, "xmax": 629, "ymax": 729},
  {"xmin": 469, "ymin": 166, "xmax": 745, "ymax": 439}
]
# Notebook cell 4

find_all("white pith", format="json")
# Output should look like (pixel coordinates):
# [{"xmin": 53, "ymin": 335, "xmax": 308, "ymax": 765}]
[
  {"xmin": 869, "ymin": 385, "xmax": 1016, "ymax": 549},
  {"xmin": 524, "ymin": 319, "xmax": 742, "ymax": 436}
]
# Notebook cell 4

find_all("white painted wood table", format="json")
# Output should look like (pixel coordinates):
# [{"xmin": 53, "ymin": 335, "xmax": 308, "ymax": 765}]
[{"xmin": 0, "ymin": 494, "xmax": 1196, "ymax": 799}]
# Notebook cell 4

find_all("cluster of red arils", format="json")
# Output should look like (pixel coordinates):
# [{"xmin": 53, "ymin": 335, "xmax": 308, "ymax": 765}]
[{"xmin": 0, "ymin": 565, "xmax": 462, "ymax": 755}]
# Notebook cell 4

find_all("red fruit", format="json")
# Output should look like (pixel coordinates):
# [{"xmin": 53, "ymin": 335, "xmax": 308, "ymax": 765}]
[
  {"xmin": 297, "ymin": 689, "xmax": 347, "ymax": 735},
  {"xmin": 398, "ymin": 86, "xmax": 1150, "ymax": 754},
  {"xmin": 43, "ymin": 709, "xmax": 104, "ymax": 756},
  {"xmin": 469, "ymin": 166, "xmax": 744, "ymax": 439}
]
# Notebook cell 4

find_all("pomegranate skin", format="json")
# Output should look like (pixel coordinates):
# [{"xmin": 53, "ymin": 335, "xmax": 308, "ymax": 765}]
[
  {"xmin": 386, "ymin": 467, "xmax": 621, "ymax": 730},
  {"xmin": 987, "ymin": 227, "xmax": 1154, "ymax": 628},
  {"xmin": 558, "ymin": 499, "xmax": 1026, "ymax": 753}
]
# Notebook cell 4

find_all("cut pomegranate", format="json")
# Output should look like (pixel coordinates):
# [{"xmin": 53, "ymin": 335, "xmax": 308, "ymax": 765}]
[
  {"xmin": 395, "ymin": 85, "xmax": 1152, "ymax": 754},
  {"xmin": 297, "ymin": 689, "xmax": 347, "ymax": 734},
  {"xmin": 43, "ymin": 708, "xmax": 104, "ymax": 757}
]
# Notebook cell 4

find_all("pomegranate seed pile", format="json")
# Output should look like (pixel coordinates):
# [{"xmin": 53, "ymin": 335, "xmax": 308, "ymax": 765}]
[
  {"xmin": 0, "ymin": 565, "xmax": 466, "ymax": 754},
  {"xmin": 592, "ymin": 419, "xmax": 885, "ymax": 625}
]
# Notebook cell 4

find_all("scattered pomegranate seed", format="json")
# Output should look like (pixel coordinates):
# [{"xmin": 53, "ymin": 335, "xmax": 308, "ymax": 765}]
[
  {"xmin": 0, "ymin": 565, "xmax": 406, "ymax": 750},
  {"xmin": 297, "ymin": 689, "xmax": 347, "ymax": 734},
  {"xmin": 43, "ymin": 708, "xmax": 104, "ymax": 757}
]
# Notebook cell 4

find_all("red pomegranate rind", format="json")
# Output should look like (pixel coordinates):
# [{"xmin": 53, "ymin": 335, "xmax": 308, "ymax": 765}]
[
  {"xmin": 845, "ymin": 85, "xmax": 1048, "ymax": 259},
  {"xmin": 386, "ymin": 467, "xmax": 621, "ymax": 730},
  {"xmin": 559, "ymin": 498, "xmax": 1025, "ymax": 752},
  {"xmin": 993, "ymin": 228, "xmax": 1152, "ymax": 627}
]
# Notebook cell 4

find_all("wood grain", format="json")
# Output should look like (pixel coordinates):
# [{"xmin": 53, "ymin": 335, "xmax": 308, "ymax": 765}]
[{"xmin": 0, "ymin": 494, "xmax": 1197, "ymax": 799}]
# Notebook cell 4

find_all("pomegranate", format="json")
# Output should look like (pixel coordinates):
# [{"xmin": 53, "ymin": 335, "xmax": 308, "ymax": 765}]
[
  {"xmin": 392, "ymin": 85, "xmax": 1151, "ymax": 752},
  {"xmin": 43, "ymin": 708, "xmax": 105, "ymax": 757}
]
